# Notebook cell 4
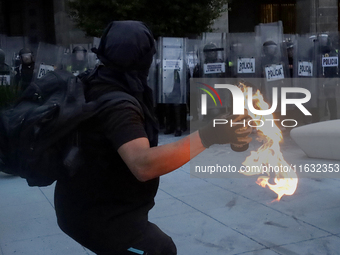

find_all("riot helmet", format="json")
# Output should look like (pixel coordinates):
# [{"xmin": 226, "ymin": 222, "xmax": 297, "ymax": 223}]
[
  {"xmin": 309, "ymin": 34, "xmax": 317, "ymax": 42},
  {"xmin": 203, "ymin": 42, "xmax": 218, "ymax": 62},
  {"xmin": 72, "ymin": 46, "xmax": 87, "ymax": 61},
  {"xmin": 230, "ymin": 42, "xmax": 243, "ymax": 54},
  {"xmin": 0, "ymin": 49, "xmax": 5, "ymax": 64},
  {"xmin": 19, "ymin": 48, "xmax": 34, "ymax": 65},
  {"xmin": 318, "ymin": 34, "xmax": 331, "ymax": 54},
  {"xmin": 286, "ymin": 41, "xmax": 294, "ymax": 59},
  {"xmin": 263, "ymin": 41, "xmax": 278, "ymax": 56}
]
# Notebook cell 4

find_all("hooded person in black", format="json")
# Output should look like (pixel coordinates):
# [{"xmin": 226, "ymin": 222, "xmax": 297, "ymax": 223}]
[
  {"xmin": 54, "ymin": 20, "xmax": 176, "ymax": 255},
  {"xmin": 54, "ymin": 20, "xmax": 252, "ymax": 255}
]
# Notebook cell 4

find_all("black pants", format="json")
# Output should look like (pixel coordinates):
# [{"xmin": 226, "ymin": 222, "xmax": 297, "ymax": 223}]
[
  {"xmin": 95, "ymin": 222, "xmax": 177, "ymax": 255},
  {"xmin": 324, "ymin": 87, "xmax": 338, "ymax": 120}
]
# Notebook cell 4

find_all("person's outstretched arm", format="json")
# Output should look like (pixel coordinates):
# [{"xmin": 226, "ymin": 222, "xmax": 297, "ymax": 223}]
[
  {"xmin": 118, "ymin": 115, "xmax": 252, "ymax": 182},
  {"xmin": 118, "ymin": 131, "xmax": 204, "ymax": 182}
]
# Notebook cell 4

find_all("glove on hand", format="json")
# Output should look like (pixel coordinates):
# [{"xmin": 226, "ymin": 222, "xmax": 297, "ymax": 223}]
[{"xmin": 198, "ymin": 113, "xmax": 252, "ymax": 148}]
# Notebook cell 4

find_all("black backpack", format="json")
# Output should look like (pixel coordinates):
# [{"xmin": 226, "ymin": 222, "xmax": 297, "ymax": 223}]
[{"xmin": 0, "ymin": 69, "xmax": 142, "ymax": 187}]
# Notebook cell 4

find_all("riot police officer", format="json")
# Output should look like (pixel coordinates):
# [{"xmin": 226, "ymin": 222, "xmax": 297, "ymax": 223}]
[
  {"xmin": 14, "ymin": 48, "xmax": 35, "ymax": 91},
  {"xmin": 67, "ymin": 46, "xmax": 88, "ymax": 76},
  {"xmin": 0, "ymin": 49, "xmax": 13, "ymax": 108},
  {"xmin": 193, "ymin": 42, "xmax": 228, "ymax": 121},
  {"xmin": 286, "ymin": 41, "xmax": 294, "ymax": 78},
  {"xmin": 317, "ymin": 34, "xmax": 338, "ymax": 120},
  {"xmin": 158, "ymin": 37, "xmax": 188, "ymax": 137},
  {"xmin": 194, "ymin": 42, "xmax": 226, "ymax": 77},
  {"xmin": 0, "ymin": 49, "xmax": 10, "ymax": 76},
  {"xmin": 262, "ymin": 40, "xmax": 281, "ymax": 65}
]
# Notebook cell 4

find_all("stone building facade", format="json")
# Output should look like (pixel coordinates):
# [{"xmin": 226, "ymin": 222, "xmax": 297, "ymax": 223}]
[
  {"xmin": 0, "ymin": 0, "xmax": 339, "ymax": 47},
  {"xmin": 229, "ymin": 0, "xmax": 339, "ymax": 34}
]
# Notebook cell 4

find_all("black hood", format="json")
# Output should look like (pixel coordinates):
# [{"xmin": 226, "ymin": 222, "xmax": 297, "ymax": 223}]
[
  {"xmin": 87, "ymin": 20, "xmax": 156, "ymax": 95},
  {"xmin": 82, "ymin": 20, "xmax": 159, "ymax": 145},
  {"xmin": 93, "ymin": 20, "xmax": 156, "ymax": 72}
]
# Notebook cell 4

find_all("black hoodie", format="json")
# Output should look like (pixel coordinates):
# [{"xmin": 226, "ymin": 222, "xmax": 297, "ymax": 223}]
[{"xmin": 54, "ymin": 21, "xmax": 159, "ymax": 253}]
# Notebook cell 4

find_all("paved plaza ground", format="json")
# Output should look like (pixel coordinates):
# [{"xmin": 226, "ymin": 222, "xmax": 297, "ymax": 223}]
[{"xmin": 1, "ymin": 128, "xmax": 340, "ymax": 255}]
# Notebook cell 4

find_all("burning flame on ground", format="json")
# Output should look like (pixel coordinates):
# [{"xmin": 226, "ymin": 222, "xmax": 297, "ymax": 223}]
[{"xmin": 238, "ymin": 83, "xmax": 298, "ymax": 201}]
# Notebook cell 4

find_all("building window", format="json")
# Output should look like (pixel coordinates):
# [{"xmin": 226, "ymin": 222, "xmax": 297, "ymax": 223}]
[{"xmin": 260, "ymin": 1, "xmax": 296, "ymax": 34}]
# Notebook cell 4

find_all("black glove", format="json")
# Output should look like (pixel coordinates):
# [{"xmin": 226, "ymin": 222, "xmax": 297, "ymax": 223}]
[{"xmin": 198, "ymin": 113, "xmax": 252, "ymax": 148}]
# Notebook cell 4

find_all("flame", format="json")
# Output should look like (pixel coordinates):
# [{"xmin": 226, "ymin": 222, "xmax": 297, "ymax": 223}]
[{"xmin": 238, "ymin": 83, "xmax": 298, "ymax": 201}]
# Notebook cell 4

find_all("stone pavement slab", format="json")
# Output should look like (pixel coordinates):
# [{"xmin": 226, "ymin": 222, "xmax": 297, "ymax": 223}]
[
  {"xmin": 1, "ymin": 131, "xmax": 340, "ymax": 254},
  {"xmin": 151, "ymin": 212, "xmax": 264, "ymax": 254},
  {"xmin": 0, "ymin": 174, "xmax": 95, "ymax": 255}
]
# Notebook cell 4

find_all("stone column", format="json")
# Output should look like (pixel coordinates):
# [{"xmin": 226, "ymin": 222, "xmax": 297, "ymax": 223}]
[
  {"xmin": 311, "ymin": 0, "xmax": 338, "ymax": 32},
  {"xmin": 296, "ymin": 0, "xmax": 313, "ymax": 34}
]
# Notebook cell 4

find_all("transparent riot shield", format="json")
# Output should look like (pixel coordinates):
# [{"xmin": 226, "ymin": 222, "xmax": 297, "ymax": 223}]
[
  {"xmin": 0, "ymin": 65, "xmax": 11, "ymax": 86},
  {"xmin": 157, "ymin": 37, "xmax": 187, "ymax": 104},
  {"xmin": 187, "ymin": 39, "xmax": 200, "ymax": 77},
  {"xmin": 256, "ymin": 21, "xmax": 291, "ymax": 111},
  {"xmin": 255, "ymin": 21, "xmax": 284, "ymax": 47},
  {"xmin": 196, "ymin": 33, "xmax": 231, "ymax": 117},
  {"xmin": 315, "ymin": 32, "xmax": 340, "ymax": 120},
  {"xmin": 288, "ymin": 34, "xmax": 318, "ymax": 124},
  {"xmin": 199, "ymin": 33, "xmax": 227, "ymax": 78},
  {"xmin": 0, "ymin": 66, "xmax": 15, "ymax": 108},
  {"xmin": 64, "ymin": 45, "xmax": 91, "ymax": 76},
  {"xmin": 0, "ymin": 36, "xmax": 30, "ymax": 71},
  {"xmin": 34, "ymin": 42, "xmax": 65, "ymax": 80},
  {"xmin": 0, "ymin": 35, "xmax": 14, "ymax": 82},
  {"xmin": 283, "ymin": 34, "xmax": 297, "ymax": 78},
  {"xmin": 93, "ymin": 37, "xmax": 101, "ymax": 49},
  {"xmin": 87, "ymin": 52, "xmax": 98, "ymax": 70},
  {"xmin": 226, "ymin": 33, "xmax": 261, "ymax": 81},
  {"xmin": 148, "ymin": 54, "xmax": 158, "ymax": 107},
  {"xmin": 91, "ymin": 37, "xmax": 101, "ymax": 67},
  {"xmin": 292, "ymin": 34, "xmax": 318, "ymax": 105},
  {"xmin": 0, "ymin": 36, "xmax": 14, "ymax": 107}
]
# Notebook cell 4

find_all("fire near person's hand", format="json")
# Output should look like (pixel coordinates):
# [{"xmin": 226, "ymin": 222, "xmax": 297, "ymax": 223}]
[{"xmin": 198, "ymin": 113, "xmax": 252, "ymax": 148}]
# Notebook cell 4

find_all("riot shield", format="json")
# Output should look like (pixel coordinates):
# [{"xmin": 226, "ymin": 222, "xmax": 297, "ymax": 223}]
[
  {"xmin": 256, "ymin": 21, "xmax": 291, "ymax": 111},
  {"xmin": 226, "ymin": 33, "xmax": 261, "ymax": 82},
  {"xmin": 0, "ymin": 63, "xmax": 14, "ymax": 108},
  {"xmin": 87, "ymin": 52, "xmax": 98, "ymax": 70},
  {"xmin": 315, "ymin": 32, "xmax": 340, "ymax": 120},
  {"xmin": 147, "ymin": 54, "xmax": 158, "ymax": 107},
  {"xmin": 0, "ymin": 35, "xmax": 13, "ymax": 85},
  {"xmin": 0, "ymin": 36, "xmax": 33, "ymax": 71},
  {"xmin": 157, "ymin": 37, "xmax": 188, "ymax": 104},
  {"xmin": 198, "ymin": 33, "xmax": 227, "ymax": 78},
  {"xmin": 198, "ymin": 33, "xmax": 230, "ymax": 117},
  {"xmin": 0, "ymin": 35, "xmax": 18, "ymax": 107},
  {"xmin": 65, "ymin": 45, "xmax": 90, "ymax": 76},
  {"xmin": 187, "ymin": 39, "xmax": 200, "ymax": 77},
  {"xmin": 283, "ymin": 34, "xmax": 297, "ymax": 78},
  {"xmin": 255, "ymin": 21, "xmax": 284, "ymax": 47},
  {"xmin": 34, "ymin": 42, "xmax": 65, "ymax": 80},
  {"xmin": 91, "ymin": 37, "xmax": 101, "ymax": 67},
  {"xmin": 292, "ymin": 34, "xmax": 318, "ymax": 105},
  {"xmin": 93, "ymin": 37, "xmax": 101, "ymax": 49},
  {"xmin": 287, "ymin": 34, "xmax": 318, "ymax": 123},
  {"xmin": 0, "ymin": 63, "xmax": 13, "ymax": 107},
  {"xmin": 0, "ymin": 61, "xmax": 11, "ymax": 86}
]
